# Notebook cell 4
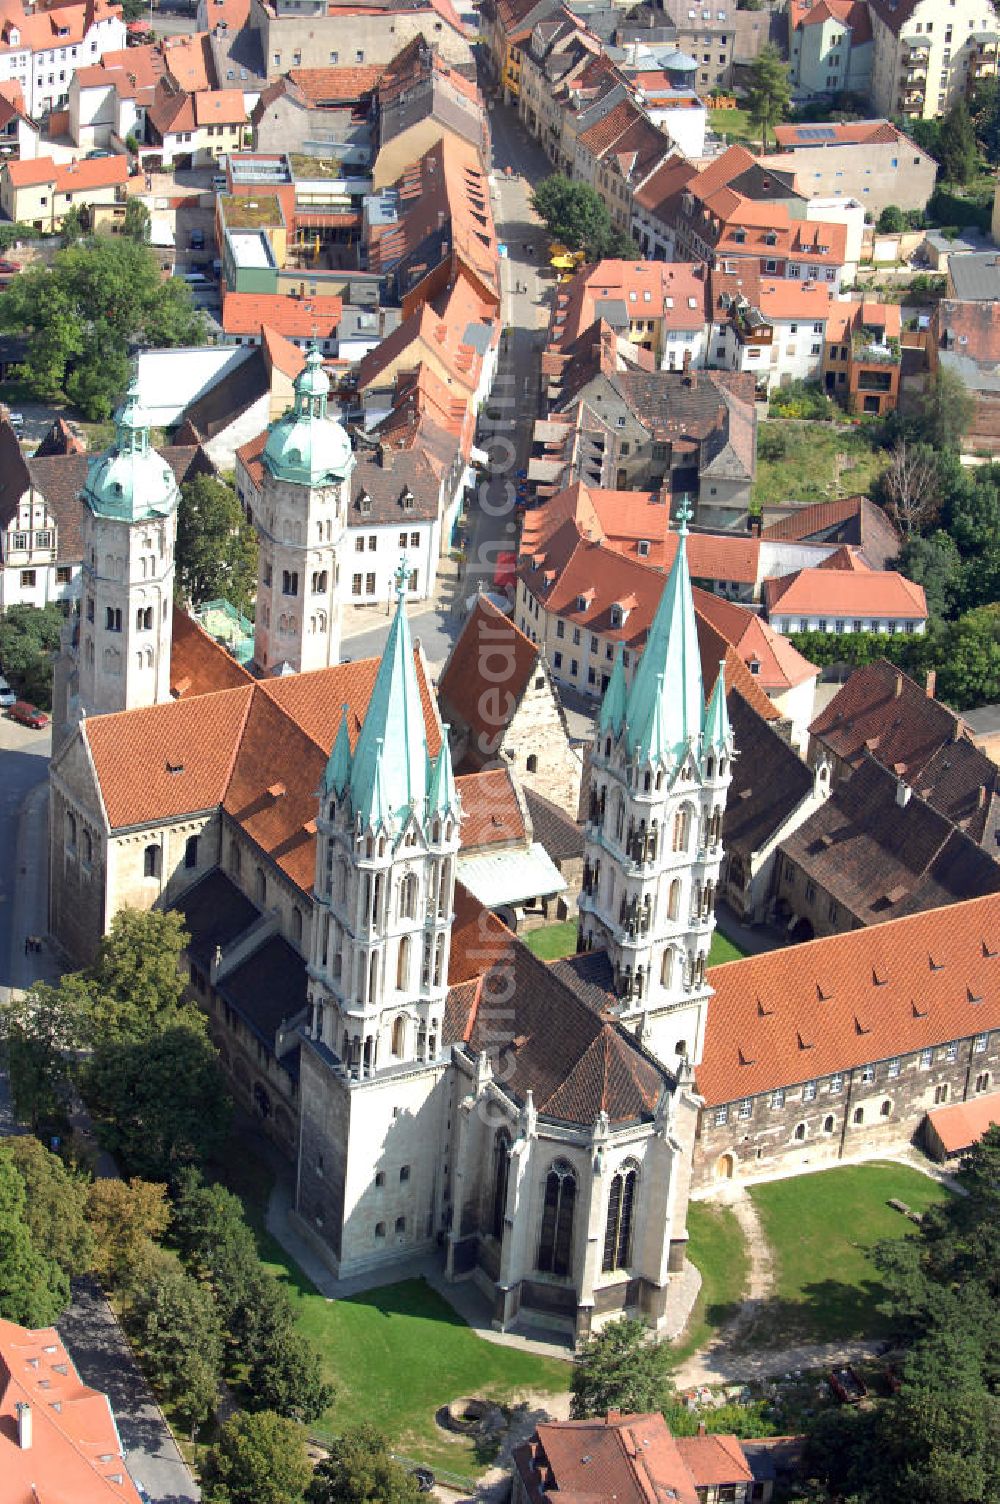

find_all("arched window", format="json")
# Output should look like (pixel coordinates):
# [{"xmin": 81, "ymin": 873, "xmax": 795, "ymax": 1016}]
[
  {"xmin": 667, "ymin": 878, "xmax": 681, "ymax": 920},
  {"xmin": 614, "ymin": 793, "xmax": 625, "ymax": 842},
  {"xmin": 823, "ymin": 1115, "xmax": 835, "ymax": 1133},
  {"xmin": 536, "ymin": 1159, "xmax": 576, "ymax": 1277},
  {"xmin": 672, "ymin": 806, "xmax": 691, "ymax": 852},
  {"xmin": 675, "ymin": 1038, "xmax": 687, "ymax": 1058},
  {"xmin": 526, "ymin": 754, "xmax": 538, "ymax": 773},
  {"xmin": 399, "ymin": 873, "xmax": 418, "ymax": 919},
  {"xmin": 794, "ymin": 1122, "xmax": 806, "ymax": 1141},
  {"xmin": 143, "ymin": 843, "xmax": 160, "ymax": 878},
  {"xmin": 391, "ymin": 1015, "xmax": 406, "ymax": 1056},
  {"xmin": 660, "ymin": 949, "xmax": 673, "ymax": 987},
  {"xmin": 709, "ymin": 806, "xmax": 723, "ymax": 844},
  {"xmin": 880, "ymin": 1099, "xmax": 892, "ymax": 1117},
  {"xmin": 230, "ymin": 842, "xmax": 241, "ymax": 876},
  {"xmin": 66, "ymin": 812, "xmax": 77, "ymax": 850},
  {"xmin": 255, "ymin": 867, "xmax": 266, "ymax": 903},
  {"xmin": 706, "ymin": 756, "xmax": 715, "ymax": 779},
  {"xmin": 602, "ymin": 1160, "xmax": 638, "ymax": 1273},
  {"xmin": 853, "ymin": 1106, "xmax": 864, "ymax": 1124},
  {"xmin": 396, "ymin": 934, "xmax": 411, "ymax": 991},
  {"xmin": 491, "ymin": 1130, "xmax": 511, "ymax": 1241}
]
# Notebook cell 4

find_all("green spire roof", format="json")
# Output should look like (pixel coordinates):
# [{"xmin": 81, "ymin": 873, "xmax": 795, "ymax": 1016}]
[
  {"xmin": 323, "ymin": 704, "xmax": 353, "ymax": 796},
  {"xmin": 349, "ymin": 560, "xmax": 428, "ymax": 830},
  {"xmin": 704, "ymin": 659, "xmax": 732, "ymax": 752},
  {"xmin": 262, "ymin": 344, "xmax": 354, "ymax": 487},
  {"xmin": 624, "ymin": 496, "xmax": 703, "ymax": 765},
  {"xmin": 599, "ymin": 643, "xmax": 628, "ymax": 735},
  {"xmin": 427, "ymin": 727, "xmax": 460, "ymax": 821},
  {"xmin": 82, "ymin": 378, "xmax": 180, "ymax": 523}
]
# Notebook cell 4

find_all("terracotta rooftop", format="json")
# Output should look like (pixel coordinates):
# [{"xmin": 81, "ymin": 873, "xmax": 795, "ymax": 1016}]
[
  {"xmin": 760, "ymin": 495, "xmax": 901, "ymax": 569},
  {"xmin": 221, "ymin": 291, "xmax": 342, "ymax": 340},
  {"xmin": 455, "ymin": 765, "xmax": 527, "ymax": 849},
  {"xmin": 698, "ymin": 890, "xmax": 1000, "ymax": 1106},
  {"xmin": 764, "ymin": 564, "xmax": 926, "ymax": 622},
  {"xmin": 696, "ymin": 592, "xmax": 818, "ymax": 693},
  {"xmin": 438, "ymin": 596, "xmax": 540, "ymax": 760},
  {"xmin": 925, "ymin": 1094, "xmax": 1000, "ymax": 1156}
]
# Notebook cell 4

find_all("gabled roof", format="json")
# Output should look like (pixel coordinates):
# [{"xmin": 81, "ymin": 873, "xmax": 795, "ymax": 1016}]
[
  {"xmin": 438, "ymin": 596, "xmax": 540, "ymax": 756},
  {"xmin": 0, "ymin": 1317, "xmax": 143, "ymax": 1504},
  {"xmin": 455, "ymin": 765, "xmax": 527, "ymax": 847},
  {"xmin": 764, "ymin": 564, "xmax": 926, "ymax": 621},
  {"xmin": 695, "ymin": 592, "xmax": 818, "ymax": 693},
  {"xmin": 698, "ymin": 891, "xmax": 1000, "ymax": 1106},
  {"xmin": 926, "ymin": 1094, "xmax": 1000, "ymax": 1156},
  {"xmin": 779, "ymin": 755, "xmax": 1000, "ymax": 925},
  {"xmin": 724, "ymin": 689, "xmax": 815, "ymax": 860},
  {"xmin": 221, "ymin": 291, "xmax": 342, "ymax": 340},
  {"xmin": 760, "ymin": 494, "xmax": 901, "ymax": 569}
]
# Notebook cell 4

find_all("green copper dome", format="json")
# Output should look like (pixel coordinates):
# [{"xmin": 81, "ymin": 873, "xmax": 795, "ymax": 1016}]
[
  {"xmin": 82, "ymin": 381, "xmax": 179, "ymax": 523},
  {"xmin": 263, "ymin": 345, "xmax": 354, "ymax": 487}
]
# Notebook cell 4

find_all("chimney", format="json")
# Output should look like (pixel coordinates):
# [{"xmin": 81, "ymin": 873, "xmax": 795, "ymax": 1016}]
[
  {"xmin": 896, "ymin": 780, "xmax": 911, "ymax": 808},
  {"xmin": 925, "ymin": 669, "xmax": 936, "ymax": 699},
  {"xmin": 894, "ymin": 672, "xmax": 903, "ymax": 699},
  {"xmin": 682, "ymin": 348, "xmax": 691, "ymax": 373},
  {"xmin": 16, "ymin": 1402, "xmax": 31, "ymax": 1451}
]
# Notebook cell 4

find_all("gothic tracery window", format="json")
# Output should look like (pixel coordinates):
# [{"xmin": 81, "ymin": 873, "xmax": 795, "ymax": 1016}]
[
  {"xmin": 602, "ymin": 1160, "xmax": 639, "ymax": 1273},
  {"xmin": 536, "ymin": 1159, "xmax": 576, "ymax": 1277}
]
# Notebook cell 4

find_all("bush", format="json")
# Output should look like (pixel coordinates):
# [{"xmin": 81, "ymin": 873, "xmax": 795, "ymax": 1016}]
[
  {"xmin": 877, "ymin": 205, "xmax": 905, "ymax": 234},
  {"xmin": 926, "ymin": 185, "xmax": 991, "ymax": 232},
  {"xmin": 757, "ymin": 426, "xmax": 788, "ymax": 462},
  {"xmin": 768, "ymin": 381, "xmax": 835, "ymax": 421}
]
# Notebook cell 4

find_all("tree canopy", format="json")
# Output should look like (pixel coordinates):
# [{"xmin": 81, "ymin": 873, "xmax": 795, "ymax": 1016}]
[
  {"xmin": 0, "ymin": 1156, "xmax": 71, "ymax": 1326},
  {"xmin": 531, "ymin": 176, "xmax": 638, "ymax": 260},
  {"xmin": 0, "ymin": 602, "xmax": 66, "ymax": 708},
  {"xmin": 176, "ymin": 474, "xmax": 258, "ymax": 617},
  {"xmin": 204, "ymin": 1411, "xmax": 313, "ymax": 1504},
  {"xmin": 308, "ymin": 1424, "xmax": 424, "ymax": 1504},
  {"xmin": 125, "ymin": 1261, "xmax": 224, "ymax": 1434},
  {"xmin": 0, "ymin": 1137, "xmax": 93, "ymax": 1278},
  {"xmin": 87, "ymin": 1176, "xmax": 171, "ymax": 1290},
  {"xmin": 89, "ymin": 907, "xmax": 191, "ymax": 1042},
  {"xmin": 938, "ymin": 99, "xmax": 978, "ymax": 185},
  {"xmin": 745, "ymin": 45, "xmax": 791, "ymax": 150},
  {"xmin": 0, "ymin": 236, "xmax": 204, "ymax": 419},
  {"xmin": 569, "ymin": 1317, "xmax": 674, "ymax": 1420}
]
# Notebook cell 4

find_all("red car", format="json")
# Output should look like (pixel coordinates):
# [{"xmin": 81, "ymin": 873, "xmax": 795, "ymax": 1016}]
[
  {"xmin": 9, "ymin": 701, "xmax": 49, "ymax": 729},
  {"xmin": 493, "ymin": 550, "xmax": 517, "ymax": 591}
]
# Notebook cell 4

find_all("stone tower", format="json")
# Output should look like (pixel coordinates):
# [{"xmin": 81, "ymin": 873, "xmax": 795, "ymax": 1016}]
[
  {"xmin": 578, "ymin": 499, "xmax": 734, "ymax": 1072},
  {"xmin": 253, "ymin": 346, "xmax": 352, "ymax": 675},
  {"xmin": 307, "ymin": 559, "xmax": 462, "ymax": 1077},
  {"xmin": 73, "ymin": 380, "xmax": 180, "ymax": 720}
]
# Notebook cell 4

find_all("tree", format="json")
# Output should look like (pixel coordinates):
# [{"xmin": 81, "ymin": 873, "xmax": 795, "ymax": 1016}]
[
  {"xmin": 89, "ymin": 907, "xmax": 190, "ymax": 1042},
  {"xmin": 0, "ymin": 1156, "xmax": 71, "ymax": 1325},
  {"xmin": 1, "ymin": 974, "xmax": 94, "ymax": 1128},
  {"xmin": 1, "ymin": 1137, "xmax": 93, "ymax": 1277},
  {"xmin": 0, "ymin": 236, "xmax": 204, "ymax": 419},
  {"xmin": 176, "ymin": 474, "xmax": 258, "ymax": 616},
  {"xmin": 918, "ymin": 367, "xmax": 974, "ymax": 453},
  {"xmin": 908, "ymin": 117, "xmax": 943, "ymax": 164},
  {"xmin": 877, "ymin": 204, "xmax": 905, "ymax": 234},
  {"xmin": 936, "ymin": 605, "xmax": 1000, "ymax": 709},
  {"xmin": 122, "ymin": 198, "xmax": 151, "ymax": 245},
  {"xmin": 87, "ymin": 1177, "xmax": 170, "ymax": 1289},
  {"xmin": 970, "ymin": 76, "xmax": 1000, "ymax": 164},
  {"xmin": 938, "ymin": 99, "xmax": 978, "ymax": 184},
  {"xmin": 203, "ymin": 1411, "xmax": 313, "ymax": 1504},
  {"xmin": 894, "ymin": 531, "xmax": 963, "ymax": 619},
  {"xmin": 125, "ymin": 1262, "xmax": 223, "ymax": 1434},
  {"xmin": 59, "ymin": 204, "xmax": 88, "ymax": 247},
  {"xmin": 878, "ymin": 439, "xmax": 941, "ymax": 536},
  {"xmin": 569, "ymin": 1317, "xmax": 673, "ymax": 1420},
  {"xmin": 86, "ymin": 1022, "xmax": 231, "ymax": 1180},
  {"xmin": 242, "ymin": 1274, "xmax": 334, "ymax": 1423},
  {"xmin": 308, "ymin": 1424, "xmax": 423, "ymax": 1504},
  {"xmin": 0, "ymin": 601, "xmax": 67, "ymax": 707},
  {"xmin": 530, "ymin": 175, "xmax": 636, "ymax": 260},
  {"xmin": 744, "ymin": 45, "xmax": 790, "ymax": 150}
]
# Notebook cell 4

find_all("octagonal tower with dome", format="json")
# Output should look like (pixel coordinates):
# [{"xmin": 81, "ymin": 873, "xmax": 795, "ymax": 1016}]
[
  {"xmin": 74, "ymin": 378, "xmax": 181, "ymax": 719},
  {"xmin": 252, "ymin": 346, "xmax": 354, "ymax": 675}
]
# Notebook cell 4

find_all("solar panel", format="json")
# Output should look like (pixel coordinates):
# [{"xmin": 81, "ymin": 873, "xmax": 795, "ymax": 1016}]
[{"xmin": 797, "ymin": 126, "xmax": 837, "ymax": 141}]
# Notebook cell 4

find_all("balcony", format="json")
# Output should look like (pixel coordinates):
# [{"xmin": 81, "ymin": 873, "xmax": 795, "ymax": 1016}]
[{"xmin": 853, "ymin": 333, "xmax": 901, "ymax": 365}]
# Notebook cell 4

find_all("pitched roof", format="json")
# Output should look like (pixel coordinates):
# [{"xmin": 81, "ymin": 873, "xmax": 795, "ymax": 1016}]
[
  {"xmin": 0, "ymin": 1317, "xmax": 143, "ymax": 1504},
  {"xmin": 169, "ymin": 605, "xmax": 255, "ymax": 698},
  {"xmin": 288, "ymin": 63, "xmax": 383, "ymax": 102},
  {"xmin": 779, "ymin": 755, "xmax": 1000, "ymax": 925},
  {"xmin": 723, "ymin": 689, "xmax": 815, "ymax": 860},
  {"xmin": 760, "ymin": 494, "xmax": 901, "ymax": 569},
  {"xmin": 221, "ymin": 291, "xmax": 342, "ymax": 340},
  {"xmin": 764, "ymin": 565, "xmax": 926, "ymax": 621},
  {"xmin": 698, "ymin": 891, "xmax": 1000, "ymax": 1106},
  {"xmin": 523, "ymin": 786, "xmax": 584, "ymax": 861},
  {"xmin": 926, "ymin": 1094, "xmax": 1000, "ymax": 1156},
  {"xmin": 455, "ymin": 765, "xmax": 527, "ymax": 847},
  {"xmin": 437, "ymin": 596, "xmax": 540, "ymax": 756},
  {"xmin": 548, "ymin": 259, "xmax": 708, "ymax": 352},
  {"xmin": 694, "ymin": 592, "xmax": 818, "ymax": 692}
]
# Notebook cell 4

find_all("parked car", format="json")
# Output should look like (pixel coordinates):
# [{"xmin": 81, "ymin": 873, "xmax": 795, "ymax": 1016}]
[
  {"xmin": 8, "ymin": 701, "xmax": 49, "ymax": 729},
  {"xmin": 7, "ymin": 411, "xmax": 24, "ymax": 432},
  {"xmin": 86, "ymin": 148, "xmax": 115, "ymax": 159},
  {"xmin": 0, "ymin": 676, "xmax": 15, "ymax": 707},
  {"xmin": 211, "ymin": 174, "xmax": 227, "ymax": 192},
  {"xmin": 190, "ymin": 228, "xmax": 205, "ymax": 251},
  {"xmin": 0, "ymin": 258, "xmax": 19, "ymax": 275}
]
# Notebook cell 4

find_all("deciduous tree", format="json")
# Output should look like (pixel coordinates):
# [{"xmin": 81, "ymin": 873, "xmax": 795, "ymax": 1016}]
[
  {"xmin": 176, "ymin": 474, "xmax": 258, "ymax": 616},
  {"xmin": 0, "ymin": 1156, "xmax": 70, "ymax": 1325},
  {"xmin": 89, "ymin": 907, "xmax": 190, "ymax": 1042},
  {"xmin": 531, "ymin": 176, "xmax": 637, "ymax": 260},
  {"xmin": 1, "ymin": 1136, "xmax": 93, "ymax": 1276},
  {"xmin": 919, "ymin": 367, "xmax": 975, "ymax": 453},
  {"xmin": 1, "ymin": 974, "xmax": 94, "ymax": 1128},
  {"xmin": 879, "ymin": 439, "xmax": 941, "ymax": 537},
  {"xmin": 203, "ymin": 1411, "xmax": 313, "ymax": 1504},
  {"xmin": 87, "ymin": 1177, "xmax": 170, "ymax": 1289},
  {"xmin": 569, "ymin": 1317, "xmax": 673, "ymax": 1420},
  {"xmin": 0, "ymin": 601, "xmax": 66, "ymax": 707},
  {"xmin": 745, "ymin": 45, "xmax": 791, "ymax": 150},
  {"xmin": 308, "ymin": 1424, "xmax": 423, "ymax": 1504},
  {"xmin": 126, "ymin": 1262, "xmax": 223, "ymax": 1435}
]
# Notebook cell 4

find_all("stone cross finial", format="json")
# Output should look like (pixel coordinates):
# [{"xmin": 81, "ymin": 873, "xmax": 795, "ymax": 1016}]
[
  {"xmin": 394, "ymin": 556, "xmax": 411, "ymax": 601},
  {"xmin": 675, "ymin": 494, "xmax": 693, "ymax": 537}
]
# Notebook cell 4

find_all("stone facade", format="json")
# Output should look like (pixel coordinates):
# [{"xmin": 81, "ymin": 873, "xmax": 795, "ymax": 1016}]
[
  {"xmin": 694, "ymin": 1030, "xmax": 1000, "ymax": 1190},
  {"xmin": 495, "ymin": 658, "xmax": 583, "ymax": 819}
]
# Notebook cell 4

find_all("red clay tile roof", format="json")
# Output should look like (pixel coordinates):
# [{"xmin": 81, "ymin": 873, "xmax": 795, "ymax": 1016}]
[
  {"xmin": 810, "ymin": 659, "xmax": 968, "ymax": 781},
  {"xmin": 221, "ymin": 292, "xmax": 342, "ymax": 340},
  {"xmin": 438, "ymin": 597, "xmax": 539, "ymax": 757},
  {"xmin": 5, "ymin": 155, "xmax": 56, "ymax": 186},
  {"xmin": 456, "ymin": 765, "xmax": 527, "ymax": 848},
  {"xmin": 0, "ymin": 1317, "xmax": 143, "ymax": 1504},
  {"xmin": 764, "ymin": 565, "xmax": 926, "ymax": 621},
  {"xmin": 287, "ymin": 63, "xmax": 383, "ymax": 101},
  {"xmin": 786, "ymin": 0, "xmax": 871, "ymax": 43},
  {"xmin": 169, "ymin": 606, "xmax": 255, "ymax": 698},
  {"xmin": 695, "ymin": 592, "xmax": 817, "ymax": 692},
  {"xmin": 925, "ymin": 1094, "xmax": 1000, "ymax": 1156},
  {"xmin": 698, "ymin": 891, "xmax": 1000, "ymax": 1106}
]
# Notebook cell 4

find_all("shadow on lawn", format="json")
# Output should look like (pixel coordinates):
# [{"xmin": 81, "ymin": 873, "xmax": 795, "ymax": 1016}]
[{"xmin": 736, "ymin": 1276, "xmax": 890, "ymax": 1350}]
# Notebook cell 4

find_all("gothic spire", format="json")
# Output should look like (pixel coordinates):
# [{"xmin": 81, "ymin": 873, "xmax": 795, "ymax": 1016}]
[
  {"xmin": 703, "ymin": 659, "xmax": 732, "ymax": 753},
  {"xmin": 349, "ymin": 560, "xmax": 428, "ymax": 829},
  {"xmin": 624, "ymin": 496, "xmax": 703, "ymax": 765},
  {"xmin": 427, "ymin": 726, "xmax": 460, "ymax": 823},
  {"xmin": 599, "ymin": 643, "xmax": 628, "ymax": 735},
  {"xmin": 322, "ymin": 703, "xmax": 352, "ymax": 796}
]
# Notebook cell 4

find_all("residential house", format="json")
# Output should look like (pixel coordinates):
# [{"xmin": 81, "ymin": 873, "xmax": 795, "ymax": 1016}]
[
  {"xmin": 695, "ymin": 590, "xmax": 819, "ymax": 749},
  {"xmin": 513, "ymin": 1412, "xmax": 765, "ymax": 1504},
  {"xmin": 147, "ymin": 77, "xmax": 246, "ymax": 166},
  {"xmin": 0, "ymin": 1318, "xmax": 144, "ymax": 1504},
  {"xmin": 0, "ymin": 151, "xmax": 127, "ymax": 233},
  {"xmin": 251, "ymin": 63, "xmax": 380, "ymax": 163},
  {"xmin": 759, "ymin": 493, "xmax": 902, "ymax": 569},
  {"xmin": 221, "ymin": 290, "xmax": 344, "ymax": 348},
  {"xmin": 546, "ymin": 259, "xmax": 709, "ymax": 374},
  {"xmin": 708, "ymin": 263, "xmax": 835, "ymax": 395},
  {"xmin": 824, "ymin": 298, "xmax": 902, "ymax": 416},
  {"xmin": 373, "ymin": 35, "xmax": 488, "ymax": 185},
  {"xmin": 0, "ymin": 78, "xmax": 38, "ymax": 158},
  {"xmin": 573, "ymin": 95, "xmax": 672, "ymax": 234},
  {"xmin": 929, "ymin": 299, "xmax": 1000, "ymax": 454},
  {"xmin": 658, "ymin": 0, "xmax": 738, "ymax": 92},
  {"xmin": 247, "ymin": 0, "xmax": 475, "ymax": 77},
  {"xmin": 617, "ymin": 43, "xmax": 707, "ymax": 159},
  {"xmin": 719, "ymin": 688, "xmax": 832, "ymax": 923},
  {"xmin": 947, "ymin": 249, "xmax": 1000, "ymax": 299},
  {"xmin": 0, "ymin": 0, "xmax": 126, "ymax": 118},
  {"xmin": 488, "ymin": 0, "xmax": 563, "ymax": 103},
  {"xmin": 774, "ymin": 754, "xmax": 1000, "ymax": 941},
  {"xmin": 868, "ymin": 0, "xmax": 1000, "ymax": 122},
  {"xmin": 762, "ymin": 118, "xmax": 936, "ymax": 217},
  {"xmin": 786, "ymin": 0, "xmax": 872, "ymax": 100},
  {"xmin": 695, "ymin": 889, "xmax": 1000, "ymax": 1187},
  {"xmin": 516, "ymin": 10, "xmax": 611, "ymax": 171},
  {"xmin": 68, "ymin": 47, "xmax": 164, "ymax": 150},
  {"xmin": 437, "ymin": 594, "xmax": 584, "ymax": 815},
  {"xmin": 808, "ymin": 658, "xmax": 1000, "ymax": 852},
  {"xmin": 764, "ymin": 553, "xmax": 928, "ymax": 636}
]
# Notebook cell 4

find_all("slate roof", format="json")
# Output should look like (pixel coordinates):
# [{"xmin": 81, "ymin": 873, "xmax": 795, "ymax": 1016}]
[
  {"xmin": 947, "ymin": 251, "xmax": 1000, "ymax": 303},
  {"xmin": 523, "ymin": 786, "xmax": 584, "ymax": 862},
  {"xmin": 698, "ymin": 891, "xmax": 1000, "ymax": 1106},
  {"xmin": 779, "ymin": 755, "xmax": 1000, "ymax": 925},
  {"xmin": 724, "ymin": 690, "xmax": 814, "ymax": 860}
]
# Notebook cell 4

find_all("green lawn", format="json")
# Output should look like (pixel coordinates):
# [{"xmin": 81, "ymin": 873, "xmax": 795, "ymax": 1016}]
[
  {"xmin": 524, "ymin": 919, "xmax": 578, "ymax": 960},
  {"xmin": 708, "ymin": 108, "xmax": 758, "ymax": 147},
  {"xmin": 752, "ymin": 424, "xmax": 888, "ymax": 511},
  {"xmin": 749, "ymin": 1162, "xmax": 952, "ymax": 1345},
  {"xmin": 671, "ymin": 1199, "xmax": 749, "ymax": 1363},
  {"xmin": 708, "ymin": 930, "xmax": 745, "ymax": 966}
]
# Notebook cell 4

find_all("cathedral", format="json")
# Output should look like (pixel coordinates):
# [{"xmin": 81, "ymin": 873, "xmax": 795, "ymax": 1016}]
[{"xmin": 48, "ymin": 358, "xmax": 735, "ymax": 1340}]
